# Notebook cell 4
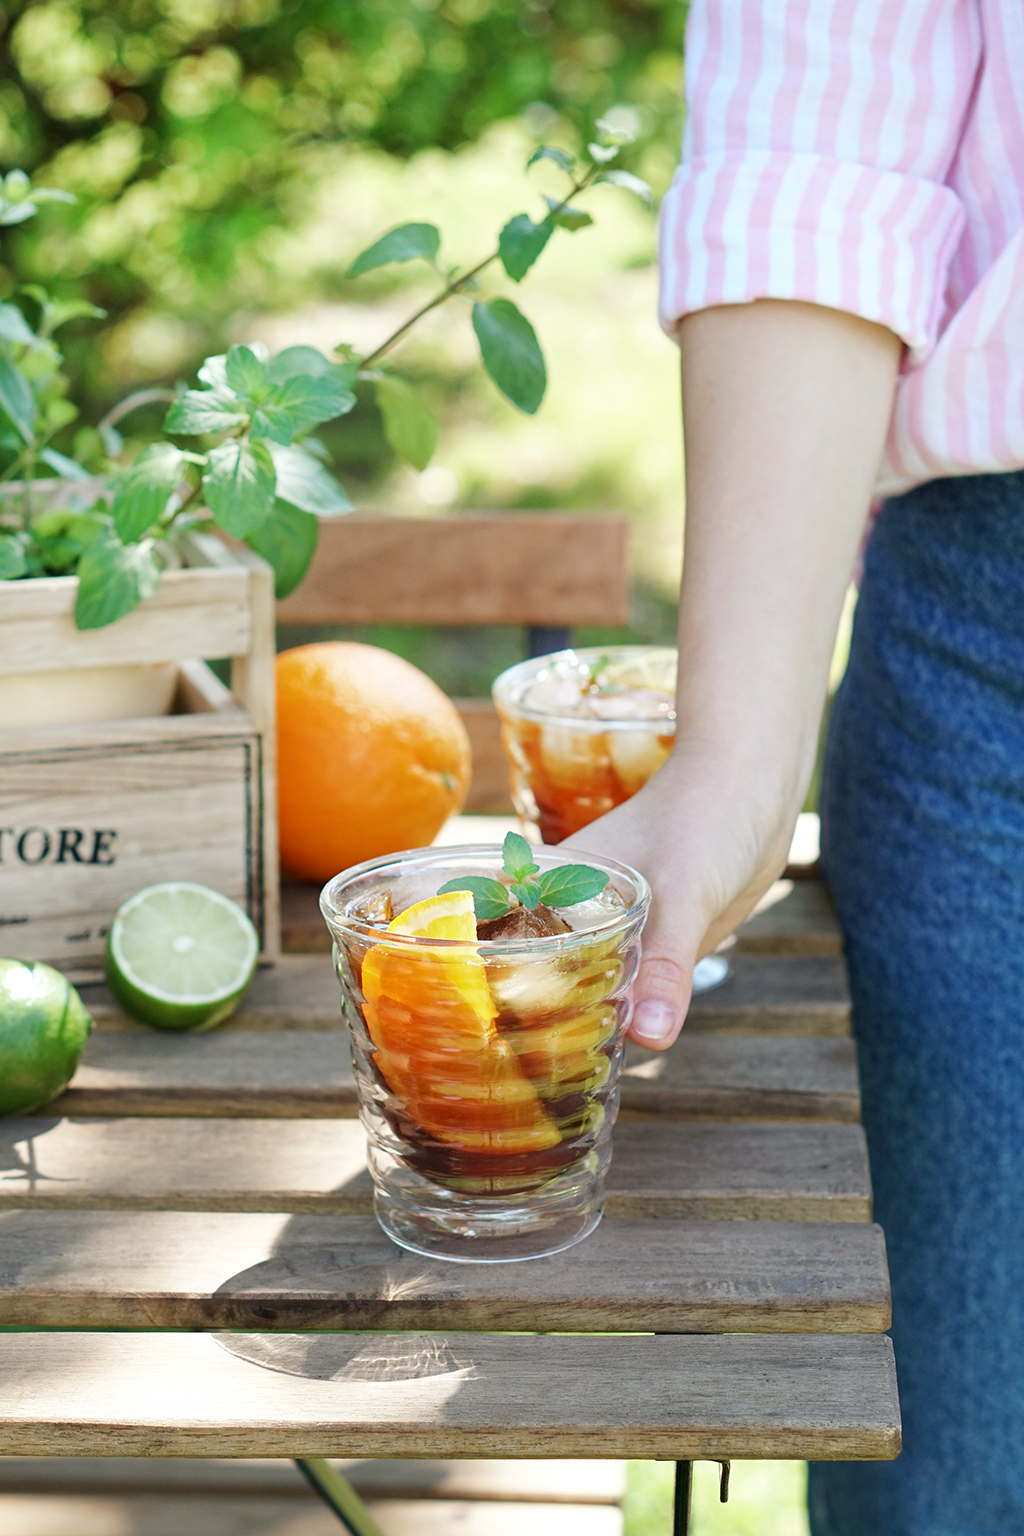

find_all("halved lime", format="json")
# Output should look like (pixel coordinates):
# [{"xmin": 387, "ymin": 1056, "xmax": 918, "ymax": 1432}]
[{"xmin": 106, "ymin": 882, "xmax": 259, "ymax": 1032}]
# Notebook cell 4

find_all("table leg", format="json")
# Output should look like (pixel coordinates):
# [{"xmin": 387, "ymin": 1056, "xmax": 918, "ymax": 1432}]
[
  {"xmin": 673, "ymin": 1460, "xmax": 693, "ymax": 1535},
  {"xmin": 672, "ymin": 1459, "xmax": 731, "ymax": 1532},
  {"xmin": 294, "ymin": 1457, "xmax": 387, "ymax": 1536}
]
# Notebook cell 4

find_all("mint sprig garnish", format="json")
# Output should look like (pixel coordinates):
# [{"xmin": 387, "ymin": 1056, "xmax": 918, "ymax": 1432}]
[
  {"xmin": 438, "ymin": 875, "xmax": 510, "ymax": 921},
  {"xmin": 438, "ymin": 831, "xmax": 609, "ymax": 922}
]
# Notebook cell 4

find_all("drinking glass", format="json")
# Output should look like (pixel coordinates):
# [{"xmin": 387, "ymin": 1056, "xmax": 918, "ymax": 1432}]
[
  {"xmin": 493, "ymin": 645, "xmax": 729, "ymax": 992},
  {"xmin": 321, "ymin": 844, "xmax": 650, "ymax": 1262}
]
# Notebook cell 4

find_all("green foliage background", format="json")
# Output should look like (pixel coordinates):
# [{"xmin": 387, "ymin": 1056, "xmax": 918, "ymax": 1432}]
[{"xmin": 0, "ymin": 0, "xmax": 685, "ymax": 414}]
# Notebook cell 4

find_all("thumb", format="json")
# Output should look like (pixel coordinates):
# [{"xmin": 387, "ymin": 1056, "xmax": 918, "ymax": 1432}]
[{"xmin": 627, "ymin": 893, "xmax": 705, "ymax": 1050}]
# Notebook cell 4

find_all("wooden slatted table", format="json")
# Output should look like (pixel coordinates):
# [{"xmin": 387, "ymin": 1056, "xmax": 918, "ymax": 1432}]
[{"xmin": 0, "ymin": 852, "xmax": 898, "ymax": 1535}]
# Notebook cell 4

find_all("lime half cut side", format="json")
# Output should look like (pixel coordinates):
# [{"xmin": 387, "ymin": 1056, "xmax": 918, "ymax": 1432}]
[{"xmin": 106, "ymin": 882, "xmax": 259, "ymax": 1032}]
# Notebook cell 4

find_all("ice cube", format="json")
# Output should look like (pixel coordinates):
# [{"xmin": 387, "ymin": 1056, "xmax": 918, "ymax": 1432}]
[
  {"xmin": 477, "ymin": 903, "xmax": 571, "ymax": 942},
  {"xmin": 607, "ymin": 728, "xmax": 673, "ymax": 795},
  {"xmin": 539, "ymin": 724, "xmax": 613, "ymax": 790},
  {"xmin": 523, "ymin": 673, "xmax": 588, "ymax": 717},
  {"xmin": 347, "ymin": 890, "xmax": 393, "ymax": 929},
  {"xmin": 485, "ymin": 950, "xmax": 582, "ymax": 1018},
  {"xmin": 555, "ymin": 883, "xmax": 627, "ymax": 932},
  {"xmin": 589, "ymin": 687, "xmax": 675, "ymax": 722}
]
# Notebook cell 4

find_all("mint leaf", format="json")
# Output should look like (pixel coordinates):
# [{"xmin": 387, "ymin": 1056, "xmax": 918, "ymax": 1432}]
[
  {"xmin": 436, "ymin": 876, "xmax": 510, "ymax": 921},
  {"xmin": 502, "ymin": 830, "xmax": 539, "ymax": 881},
  {"xmin": 0, "ymin": 302, "xmax": 41, "ymax": 348},
  {"xmin": 38, "ymin": 446, "xmax": 91, "ymax": 479},
  {"xmin": 44, "ymin": 297, "xmax": 106, "ymax": 331},
  {"xmin": 203, "ymin": 438, "xmax": 276, "ymax": 536},
  {"xmin": 472, "ymin": 298, "xmax": 546, "ymax": 415},
  {"xmin": 266, "ymin": 345, "xmax": 341, "ymax": 383},
  {"xmin": 245, "ymin": 500, "xmax": 319, "ymax": 599},
  {"xmin": 268, "ymin": 442, "xmax": 352, "ymax": 515},
  {"xmin": 0, "ymin": 532, "xmax": 28, "ymax": 579},
  {"xmin": 261, "ymin": 370, "xmax": 357, "ymax": 437},
  {"xmin": 347, "ymin": 222, "xmax": 440, "ymax": 278},
  {"xmin": 197, "ymin": 353, "xmax": 229, "ymax": 389},
  {"xmin": 594, "ymin": 117, "xmax": 637, "ymax": 148},
  {"xmin": 0, "ymin": 352, "xmax": 36, "ymax": 442},
  {"xmin": 535, "ymin": 865, "xmax": 610, "ymax": 908},
  {"xmin": 510, "ymin": 878, "xmax": 541, "ymax": 911},
  {"xmin": 595, "ymin": 168, "xmax": 653, "ymax": 206},
  {"xmin": 527, "ymin": 145, "xmax": 575, "ymax": 172},
  {"xmin": 498, "ymin": 214, "xmax": 554, "ymax": 283},
  {"xmin": 73, "ymin": 533, "xmax": 160, "ymax": 630},
  {"xmin": 375, "ymin": 375, "xmax": 437, "ymax": 471},
  {"xmin": 110, "ymin": 443, "xmax": 188, "ymax": 542},
  {"xmin": 165, "ymin": 387, "xmax": 246, "ymax": 436},
  {"xmin": 225, "ymin": 343, "xmax": 270, "ymax": 403},
  {"xmin": 544, "ymin": 198, "xmax": 594, "ymax": 232}
]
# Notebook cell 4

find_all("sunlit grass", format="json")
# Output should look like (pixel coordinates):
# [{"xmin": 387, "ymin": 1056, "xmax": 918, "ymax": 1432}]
[{"xmin": 623, "ymin": 1460, "xmax": 810, "ymax": 1536}]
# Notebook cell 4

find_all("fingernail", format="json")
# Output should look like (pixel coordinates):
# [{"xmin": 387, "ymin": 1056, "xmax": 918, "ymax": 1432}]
[{"xmin": 631, "ymin": 999, "xmax": 678, "ymax": 1044}]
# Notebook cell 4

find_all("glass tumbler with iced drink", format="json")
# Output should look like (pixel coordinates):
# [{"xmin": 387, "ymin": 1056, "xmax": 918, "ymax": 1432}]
[
  {"xmin": 493, "ymin": 645, "xmax": 728, "ymax": 990},
  {"xmin": 492, "ymin": 646, "xmax": 677, "ymax": 843},
  {"xmin": 320, "ymin": 834, "xmax": 650, "ymax": 1261}
]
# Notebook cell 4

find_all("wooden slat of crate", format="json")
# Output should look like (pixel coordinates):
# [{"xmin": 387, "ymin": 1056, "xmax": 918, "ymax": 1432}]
[
  {"xmin": 0, "ymin": 1492, "xmax": 623, "ymax": 1536},
  {"xmin": 734, "ymin": 880, "xmax": 842, "ymax": 955},
  {"xmin": 45, "ymin": 1031, "xmax": 858, "ymax": 1122},
  {"xmin": 0, "ymin": 1118, "xmax": 871, "ymax": 1221},
  {"xmin": 275, "ymin": 514, "xmax": 631, "ymax": 628},
  {"xmin": 0, "ymin": 1211, "xmax": 889, "ymax": 1333},
  {"xmin": 0, "ymin": 710, "xmax": 263, "ymax": 968},
  {"xmin": 0, "ymin": 1457, "xmax": 628, "ymax": 1503},
  {"xmin": 0, "ymin": 1329, "xmax": 901, "ymax": 1460},
  {"xmin": 76, "ymin": 952, "xmax": 850, "ymax": 1034},
  {"xmin": 0, "ymin": 566, "xmax": 251, "ymax": 675}
]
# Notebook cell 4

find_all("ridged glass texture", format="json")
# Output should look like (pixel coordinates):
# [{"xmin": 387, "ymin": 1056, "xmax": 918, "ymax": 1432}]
[
  {"xmin": 492, "ymin": 646, "xmax": 677, "ymax": 843},
  {"xmin": 321, "ymin": 845, "xmax": 649, "ymax": 1262}
]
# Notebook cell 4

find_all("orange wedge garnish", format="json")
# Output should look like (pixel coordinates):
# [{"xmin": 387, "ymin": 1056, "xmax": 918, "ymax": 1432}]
[{"xmin": 360, "ymin": 891, "xmax": 560, "ymax": 1155}]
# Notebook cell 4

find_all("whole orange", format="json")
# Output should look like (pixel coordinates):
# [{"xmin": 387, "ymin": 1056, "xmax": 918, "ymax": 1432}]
[{"xmin": 276, "ymin": 642, "xmax": 472, "ymax": 881}]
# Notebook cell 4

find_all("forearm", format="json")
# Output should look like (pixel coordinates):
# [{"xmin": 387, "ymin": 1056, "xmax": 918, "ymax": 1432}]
[
  {"xmin": 567, "ymin": 298, "xmax": 901, "ymax": 1045},
  {"xmin": 675, "ymin": 299, "xmax": 902, "ymax": 810}
]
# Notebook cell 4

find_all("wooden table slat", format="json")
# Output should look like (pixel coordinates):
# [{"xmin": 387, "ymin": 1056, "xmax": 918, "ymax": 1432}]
[
  {"xmin": 733, "ymin": 880, "xmax": 841, "ymax": 955},
  {"xmin": 0, "ymin": 1118, "xmax": 872, "ymax": 1222},
  {"xmin": 43, "ymin": 1032, "xmax": 859, "ymax": 1123},
  {"xmin": 0, "ymin": 1211, "xmax": 890, "ymax": 1333},
  {"xmin": 0, "ymin": 1331, "xmax": 901, "ymax": 1461}
]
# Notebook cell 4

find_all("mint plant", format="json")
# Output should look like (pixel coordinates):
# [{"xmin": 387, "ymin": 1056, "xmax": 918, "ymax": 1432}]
[
  {"xmin": 438, "ymin": 831, "xmax": 610, "ymax": 921},
  {"xmin": 0, "ymin": 124, "xmax": 649, "ymax": 631}
]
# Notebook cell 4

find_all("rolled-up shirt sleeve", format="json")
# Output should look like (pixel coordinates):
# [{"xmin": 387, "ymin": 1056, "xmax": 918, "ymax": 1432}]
[{"xmin": 659, "ymin": 0, "xmax": 979, "ymax": 363}]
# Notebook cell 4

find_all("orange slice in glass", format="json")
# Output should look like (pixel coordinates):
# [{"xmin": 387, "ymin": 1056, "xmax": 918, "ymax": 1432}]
[{"xmin": 360, "ymin": 891, "xmax": 560, "ymax": 1154}]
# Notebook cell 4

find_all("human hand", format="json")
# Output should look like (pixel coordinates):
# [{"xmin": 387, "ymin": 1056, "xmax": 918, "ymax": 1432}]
[{"xmin": 563, "ymin": 736, "xmax": 801, "ymax": 1049}]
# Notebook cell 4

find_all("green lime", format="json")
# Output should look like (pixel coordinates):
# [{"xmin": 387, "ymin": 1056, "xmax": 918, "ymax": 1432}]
[
  {"xmin": 106, "ymin": 882, "xmax": 259, "ymax": 1032},
  {"xmin": 0, "ymin": 960, "xmax": 92, "ymax": 1115}
]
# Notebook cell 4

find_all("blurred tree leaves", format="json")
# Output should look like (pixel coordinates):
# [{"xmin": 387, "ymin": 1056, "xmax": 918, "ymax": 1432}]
[{"xmin": 0, "ymin": 0, "xmax": 681, "ymax": 410}]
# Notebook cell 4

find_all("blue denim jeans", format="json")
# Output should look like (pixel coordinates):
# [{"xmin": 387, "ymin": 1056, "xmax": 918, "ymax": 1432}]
[{"xmin": 810, "ymin": 470, "xmax": 1024, "ymax": 1535}]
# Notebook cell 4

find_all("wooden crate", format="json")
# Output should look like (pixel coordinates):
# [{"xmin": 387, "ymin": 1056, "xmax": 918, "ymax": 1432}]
[{"xmin": 0, "ymin": 533, "xmax": 279, "ymax": 975}]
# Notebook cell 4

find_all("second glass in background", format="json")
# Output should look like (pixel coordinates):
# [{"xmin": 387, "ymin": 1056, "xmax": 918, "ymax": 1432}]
[{"xmin": 493, "ymin": 645, "xmax": 729, "ymax": 991}]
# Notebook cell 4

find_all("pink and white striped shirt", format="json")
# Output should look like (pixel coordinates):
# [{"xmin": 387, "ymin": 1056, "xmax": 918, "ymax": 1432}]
[{"xmin": 658, "ymin": 0, "xmax": 1024, "ymax": 496}]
